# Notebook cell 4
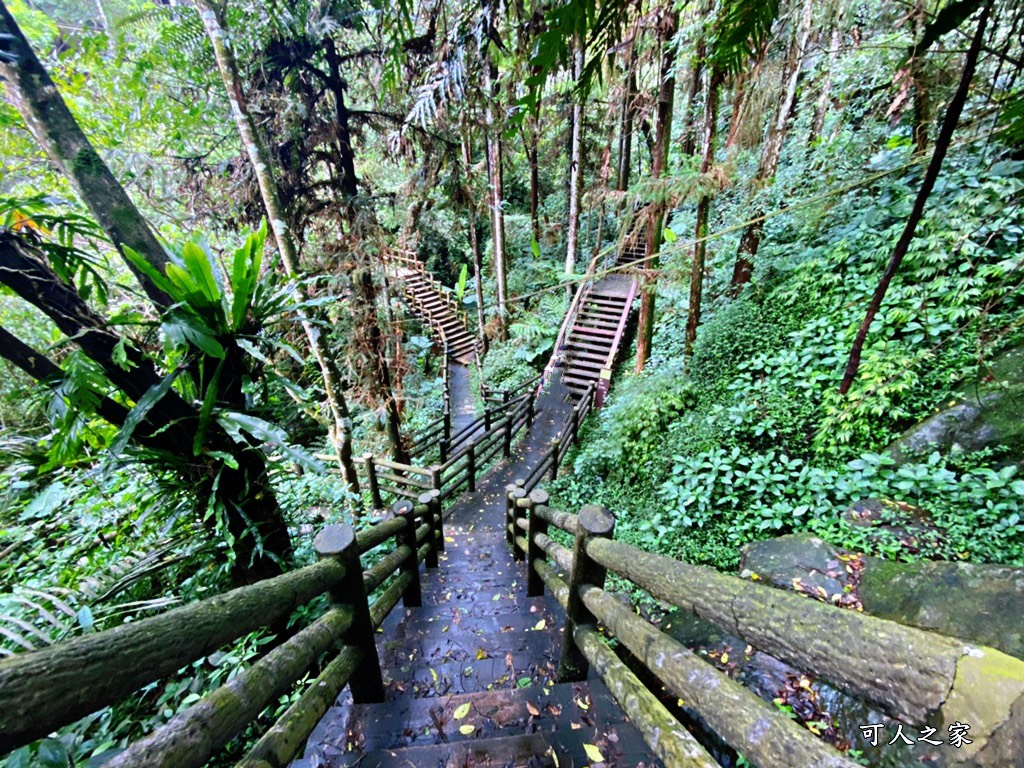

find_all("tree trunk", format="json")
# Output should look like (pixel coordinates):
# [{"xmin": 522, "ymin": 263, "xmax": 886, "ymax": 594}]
[
  {"xmin": 910, "ymin": 0, "xmax": 931, "ymax": 154},
  {"xmin": 684, "ymin": 70, "xmax": 722, "ymax": 360},
  {"xmin": 680, "ymin": 2, "xmax": 709, "ymax": 157},
  {"xmin": 462, "ymin": 134, "xmax": 489, "ymax": 353},
  {"xmin": 808, "ymin": 22, "xmax": 842, "ymax": 149},
  {"xmin": 724, "ymin": 40, "xmax": 768, "ymax": 151},
  {"xmin": 198, "ymin": 0, "xmax": 359, "ymax": 492},
  {"xmin": 0, "ymin": 2, "xmax": 170, "ymax": 308},
  {"xmin": 564, "ymin": 39, "xmax": 585, "ymax": 282},
  {"xmin": 353, "ymin": 266, "xmax": 408, "ymax": 464},
  {"xmin": 522, "ymin": 120, "xmax": 541, "ymax": 246},
  {"xmin": 634, "ymin": 9, "xmax": 678, "ymax": 372},
  {"xmin": 730, "ymin": 0, "xmax": 813, "ymax": 292},
  {"xmin": 483, "ymin": 59, "xmax": 508, "ymax": 340},
  {"xmin": 616, "ymin": 41, "xmax": 636, "ymax": 192},
  {"xmin": 839, "ymin": 4, "xmax": 989, "ymax": 395}
]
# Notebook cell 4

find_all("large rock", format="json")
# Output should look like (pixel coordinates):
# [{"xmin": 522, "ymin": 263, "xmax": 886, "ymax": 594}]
[
  {"xmin": 859, "ymin": 558, "xmax": 1024, "ymax": 660},
  {"xmin": 889, "ymin": 346, "xmax": 1024, "ymax": 465},
  {"xmin": 740, "ymin": 533, "xmax": 1024, "ymax": 659},
  {"xmin": 841, "ymin": 498, "xmax": 944, "ymax": 558}
]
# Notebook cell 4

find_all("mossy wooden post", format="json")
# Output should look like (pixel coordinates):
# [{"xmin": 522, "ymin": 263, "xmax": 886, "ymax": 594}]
[
  {"xmin": 439, "ymin": 435, "xmax": 449, "ymax": 462},
  {"xmin": 429, "ymin": 489, "xmax": 444, "ymax": 552},
  {"xmin": 466, "ymin": 444, "xmax": 476, "ymax": 492},
  {"xmin": 502, "ymin": 414, "xmax": 513, "ymax": 458},
  {"xmin": 392, "ymin": 501, "xmax": 422, "ymax": 607},
  {"xmin": 430, "ymin": 466, "xmax": 441, "ymax": 495},
  {"xmin": 527, "ymin": 390, "xmax": 536, "ymax": 427},
  {"xmin": 485, "ymin": 406, "xmax": 492, "ymax": 431},
  {"xmin": 315, "ymin": 525, "xmax": 384, "ymax": 703},
  {"xmin": 417, "ymin": 492, "xmax": 439, "ymax": 568},
  {"xmin": 505, "ymin": 483, "xmax": 517, "ymax": 547},
  {"xmin": 559, "ymin": 505, "xmax": 615, "ymax": 681},
  {"xmin": 511, "ymin": 485, "xmax": 529, "ymax": 561},
  {"xmin": 363, "ymin": 454, "xmax": 382, "ymax": 510},
  {"xmin": 569, "ymin": 405, "xmax": 580, "ymax": 445},
  {"xmin": 548, "ymin": 438, "xmax": 561, "ymax": 481},
  {"xmin": 526, "ymin": 489, "xmax": 550, "ymax": 597}
]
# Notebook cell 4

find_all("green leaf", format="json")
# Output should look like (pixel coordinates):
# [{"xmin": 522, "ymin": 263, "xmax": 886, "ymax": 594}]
[
  {"xmin": 456, "ymin": 264, "xmax": 468, "ymax": 301},
  {"xmin": 663, "ymin": 226, "xmax": 677, "ymax": 243},
  {"xmin": 453, "ymin": 702, "xmax": 471, "ymax": 720},
  {"xmin": 531, "ymin": 237, "xmax": 541, "ymax": 258},
  {"xmin": 108, "ymin": 370, "xmax": 181, "ymax": 459},
  {"xmin": 217, "ymin": 411, "xmax": 325, "ymax": 472},
  {"xmin": 583, "ymin": 744, "xmax": 604, "ymax": 764},
  {"xmin": 36, "ymin": 739, "xmax": 69, "ymax": 768}
]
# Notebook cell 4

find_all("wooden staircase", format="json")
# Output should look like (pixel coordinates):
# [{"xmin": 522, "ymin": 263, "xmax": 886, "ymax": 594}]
[
  {"xmin": 551, "ymin": 225, "xmax": 644, "ymax": 401},
  {"xmin": 385, "ymin": 249, "xmax": 479, "ymax": 364}
]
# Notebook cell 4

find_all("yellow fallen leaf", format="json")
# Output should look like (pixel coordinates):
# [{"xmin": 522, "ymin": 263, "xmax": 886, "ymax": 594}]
[
  {"xmin": 453, "ymin": 702, "xmax": 471, "ymax": 720},
  {"xmin": 583, "ymin": 744, "xmax": 604, "ymax": 763},
  {"xmin": 459, "ymin": 724, "xmax": 475, "ymax": 735},
  {"xmin": 720, "ymin": 653, "xmax": 729, "ymax": 664},
  {"xmin": 533, "ymin": 619, "xmax": 546, "ymax": 631}
]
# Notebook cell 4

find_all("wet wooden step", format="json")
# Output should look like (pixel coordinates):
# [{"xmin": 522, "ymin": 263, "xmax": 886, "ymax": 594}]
[
  {"xmin": 571, "ymin": 325, "xmax": 617, "ymax": 338},
  {"xmin": 565, "ymin": 339, "xmax": 614, "ymax": 354},
  {"xmin": 306, "ymin": 678, "xmax": 649, "ymax": 760}
]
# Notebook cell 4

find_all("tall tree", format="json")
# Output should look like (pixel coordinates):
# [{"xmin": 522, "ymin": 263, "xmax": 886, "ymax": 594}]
[
  {"xmin": 684, "ymin": 67, "xmax": 723, "ymax": 359},
  {"xmin": 197, "ymin": 0, "xmax": 361, "ymax": 490},
  {"xmin": 483, "ymin": 53, "xmax": 509, "ymax": 340},
  {"xmin": 564, "ymin": 38, "xmax": 585, "ymax": 282},
  {"xmin": 730, "ymin": 0, "xmax": 813, "ymax": 292},
  {"xmin": 635, "ymin": 7, "xmax": 678, "ymax": 371},
  {"xmin": 462, "ymin": 133, "xmax": 490, "ymax": 352},
  {"xmin": 840, "ymin": 3, "xmax": 990, "ymax": 394}
]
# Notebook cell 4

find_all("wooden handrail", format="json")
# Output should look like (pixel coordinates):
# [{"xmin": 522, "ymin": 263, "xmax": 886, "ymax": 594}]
[
  {"xmin": 510, "ymin": 489, "xmax": 1024, "ymax": 767},
  {"xmin": 0, "ymin": 509, "xmax": 446, "ymax": 765}
]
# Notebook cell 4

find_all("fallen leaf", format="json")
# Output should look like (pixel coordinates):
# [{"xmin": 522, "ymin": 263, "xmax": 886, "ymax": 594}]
[
  {"xmin": 476, "ymin": 648, "xmax": 490, "ymax": 660},
  {"xmin": 459, "ymin": 724, "xmax": 475, "ymax": 735},
  {"xmin": 583, "ymin": 743, "xmax": 605, "ymax": 763},
  {"xmin": 453, "ymin": 702, "xmax": 471, "ymax": 720},
  {"xmin": 533, "ymin": 619, "xmax": 546, "ymax": 631},
  {"xmin": 527, "ymin": 702, "xmax": 540, "ymax": 717},
  {"xmin": 571, "ymin": 722, "xmax": 582, "ymax": 730}
]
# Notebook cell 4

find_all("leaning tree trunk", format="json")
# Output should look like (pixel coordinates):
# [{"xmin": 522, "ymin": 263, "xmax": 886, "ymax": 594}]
[
  {"xmin": 564, "ymin": 39, "xmax": 585, "ymax": 283},
  {"xmin": 0, "ymin": 1, "xmax": 170, "ymax": 308},
  {"xmin": 731, "ymin": 0, "xmax": 813, "ymax": 293},
  {"xmin": 634, "ymin": 9, "xmax": 678, "ymax": 372},
  {"xmin": 684, "ymin": 69, "xmax": 723, "ymax": 360},
  {"xmin": 840, "ymin": 4, "xmax": 989, "ymax": 395},
  {"xmin": 198, "ymin": 0, "xmax": 359, "ymax": 492},
  {"xmin": 483, "ymin": 58, "xmax": 509, "ymax": 340},
  {"xmin": 0, "ymin": 234, "xmax": 290, "ymax": 582}
]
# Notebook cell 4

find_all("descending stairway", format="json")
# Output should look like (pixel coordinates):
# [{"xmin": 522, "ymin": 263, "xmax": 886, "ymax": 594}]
[
  {"xmin": 295, "ymin": 377, "xmax": 660, "ymax": 767},
  {"xmin": 385, "ymin": 248, "xmax": 479, "ymax": 363},
  {"xmin": 555, "ymin": 224, "xmax": 645, "ymax": 400}
]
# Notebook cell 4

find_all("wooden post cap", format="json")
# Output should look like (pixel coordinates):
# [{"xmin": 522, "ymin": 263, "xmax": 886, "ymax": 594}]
[
  {"xmin": 578, "ymin": 505, "xmax": 615, "ymax": 536},
  {"xmin": 428, "ymin": 489, "xmax": 441, "ymax": 501},
  {"xmin": 362, "ymin": 453, "xmax": 374, "ymax": 461},
  {"xmin": 418, "ymin": 492, "xmax": 434, "ymax": 505},
  {"xmin": 515, "ymin": 478, "xmax": 526, "ymax": 487},
  {"xmin": 392, "ymin": 500, "xmax": 414, "ymax": 516},
  {"xmin": 529, "ymin": 489, "xmax": 550, "ymax": 506},
  {"xmin": 511, "ymin": 487, "xmax": 528, "ymax": 501},
  {"xmin": 314, "ymin": 524, "xmax": 356, "ymax": 557}
]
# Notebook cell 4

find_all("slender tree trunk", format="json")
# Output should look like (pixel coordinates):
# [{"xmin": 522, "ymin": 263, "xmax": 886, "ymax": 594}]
[
  {"xmin": 634, "ymin": 9, "xmax": 678, "ymax": 372},
  {"xmin": 323, "ymin": 37, "xmax": 359, "ymax": 204},
  {"xmin": 684, "ymin": 69, "xmax": 722, "ymax": 360},
  {"xmin": 616, "ymin": 39, "xmax": 637, "ymax": 192},
  {"xmin": 565, "ymin": 39, "xmax": 585, "ymax": 282},
  {"xmin": 0, "ymin": 2, "xmax": 169, "ymax": 308},
  {"xmin": 353, "ymin": 266, "xmax": 408, "ymax": 463},
  {"xmin": 462, "ymin": 134, "xmax": 489, "ymax": 352},
  {"xmin": 522, "ymin": 120, "xmax": 541, "ymax": 246},
  {"xmin": 724, "ymin": 40, "xmax": 768, "ymax": 151},
  {"xmin": 808, "ymin": 22, "xmax": 842, "ymax": 148},
  {"xmin": 198, "ymin": 0, "xmax": 359, "ymax": 492},
  {"xmin": 910, "ymin": 0, "xmax": 931, "ymax": 154},
  {"xmin": 483, "ymin": 59, "xmax": 508, "ymax": 340},
  {"xmin": 680, "ymin": 2, "xmax": 710, "ymax": 157},
  {"xmin": 731, "ymin": 0, "xmax": 813, "ymax": 292},
  {"xmin": 839, "ymin": 4, "xmax": 989, "ymax": 395}
]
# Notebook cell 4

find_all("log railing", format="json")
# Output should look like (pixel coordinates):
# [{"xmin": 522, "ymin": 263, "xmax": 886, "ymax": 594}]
[
  {"xmin": 362, "ymin": 383, "xmax": 538, "ymax": 512},
  {"xmin": 505, "ymin": 491, "xmax": 1024, "ymax": 768},
  {"xmin": 517, "ymin": 380, "xmax": 595, "ymax": 496},
  {"xmin": 0, "ymin": 496, "xmax": 446, "ymax": 768}
]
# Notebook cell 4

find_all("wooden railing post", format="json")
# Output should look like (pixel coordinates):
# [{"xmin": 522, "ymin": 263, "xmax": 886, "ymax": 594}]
[
  {"xmin": 504, "ymin": 483, "xmax": 517, "ymax": 547},
  {"xmin": 558, "ymin": 505, "xmax": 615, "ymax": 681},
  {"xmin": 510, "ymin": 483, "xmax": 527, "ymax": 561},
  {"xmin": 392, "ymin": 501, "xmax": 423, "ymax": 607},
  {"xmin": 502, "ymin": 389, "xmax": 510, "ymax": 405},
  {"xmin": 502, "ymin": 415, "xmax": 513, "ymax": 458},
  {"xmin": 430, "ymin": 466, "xmax": 441, "ymax": 495},
  {"xmin": 363, "ymin": 454, "xmax": 383, "ymax": 510},
  {"xmin": 418, "ymin": 492, "xmax": 439, "ymax": 567},
  {"xmin": 570, "ymin": 404, "xmax": 580, "ymax": 446},
  {"xmin": 484, "ymin": 406, "xmax": 492, "ymax": 431},
  {"xmin": 526, "ymin": 489, "xmax": 550, "ymax": 597},
  {"xmin": 428, "ymin": 488, "xmax": 443, "ymax": 552},
  {"xmin": 314, "ymin": 525, "xmax": 384, "ymax": 703},
  {"xmin": 439, "ymin": 436, "xmax": 449, "ymax": 463},
  {"xmin": 548, "ymin": 438, "xmax": 560, "ymax": 481},
  {"xmin": 595, "ymin": 369, "xmax": 612, "ymax": 408},
  {"xmin": 467, "ymin": 444, "xmax": 476, "ymax": 492},
  {"xmin": 527, "ymin": 391, "xmax": 536, "ymax": 427}
]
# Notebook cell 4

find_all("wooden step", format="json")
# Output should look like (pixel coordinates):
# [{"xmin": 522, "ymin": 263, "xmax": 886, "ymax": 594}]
[
  {"xmin": 565, "ymin": 349, "xmax": 608, "ymax": 363},
  {"xmin": 575, "ymin": 315, "xmax": 620, "ymax": 330},
  {"xmin": 565, "ymin": 339, "xmax": 614, "ymax": 354},
  {"xmin": 571, "ymin": 325, "xmax": 617, "ymax": 338},
  {"xmin": 565, "ymin": 358, "xmax": 606, "ymax": 372}
]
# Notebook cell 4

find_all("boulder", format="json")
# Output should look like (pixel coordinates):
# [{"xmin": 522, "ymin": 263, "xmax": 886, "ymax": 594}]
[
  {"xmin": 740, "ymin": 533, "xmax": 862, "ymax": 608},
  {"xmin": 859, "ymin": 558, "xmax": 1024, "ymax": 660},
  {"xmin": 841, "ymin": 498, "xmax": 944, "ymax": 558},
  {"xmin": 889, "ymin": 346, "xmax": 1024, "ymax": 466}
]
